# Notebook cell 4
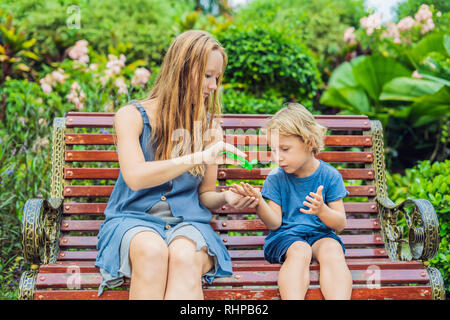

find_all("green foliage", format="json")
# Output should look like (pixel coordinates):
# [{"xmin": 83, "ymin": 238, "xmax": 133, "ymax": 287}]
[
  {"xmin": 0, "ymin": 0, "xmax": 194, "ymax": 64},
  {"xmin": 395, "ymin": 0, "xmax": 450, "ymax": 21},
  {"xmin": 0, "ymin": 43, "xmax": 153, "ymax": 298},
  {"xmin": 0, "ymin": 9, "xmax": 40, "ymax": 83},
  {"xmin": 386, "ymin": 160, "xmax": 450, "ymax": 293},
  {"xmin": 232, "ymin": 0, "xmax": 366, "ymax": 82},
  {"xmin": 321, "ymin": 2, "xmax": 449, "ymax": 170},
  {"xmin": 217, "ymin": 25, "xmax": 322, "ymax": 102},
  {"xmin": 221, "ymin": 87, "xmax": 286, "ymax": 115}
]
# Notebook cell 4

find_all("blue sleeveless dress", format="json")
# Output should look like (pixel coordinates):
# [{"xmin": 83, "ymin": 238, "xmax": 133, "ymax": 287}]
[{"xmin": 94, "ymin": 100, "xmax": 232, "ymax": 293}]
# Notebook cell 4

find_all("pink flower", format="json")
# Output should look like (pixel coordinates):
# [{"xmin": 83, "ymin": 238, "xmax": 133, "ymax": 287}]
[
  {"xmin": 360, "ymin": 13, "xmax": 382, "ymax": 36},
  {"xmin": 397, "ymin": 16, "xmax": 415, "ymax": 31},
  {"xmin": 40, "ymin": 81, "xmax": 52, "ymax": 94},
  {"xmin": 131, "ymin": 67, "xmax": 151, "ymax": 86},
  {"xmin": 71, "ymin": 81, "xmax": 81, "ymax": 91},
  {"xmin": 106, "ymin": 54, "xmax": 126, "ymax": 75},
  {"xmin": 68, "ymin": 40, "xmax": 89, "ymax": 65},
  {"xmin": 412, "ymin": 70, "xmax": 423, "ymax": 79},
  {"xmin": 415, "ymin": 4, "xmax": 433, "ymax": 22},
  {"xmin": 421, "ymin": 18, "xmax": 435, "ymax": 34},
  {"xmin": 381, "ymin": 23, "xmax": 401, "ymax": 44},
  {"xmin": 115, "ymin": 78, "xmax": 128, "ymax": 95},
  {"xmin": 343, "ymin": 27, "xmax": 356, "ymax": 44},
  {"xmin": 51, "ymin": 69, "xmax": 67, "ymax": 84},
  {"xmin": 66, "ymin": 81, "xmax": 85, "ymax": 110}
]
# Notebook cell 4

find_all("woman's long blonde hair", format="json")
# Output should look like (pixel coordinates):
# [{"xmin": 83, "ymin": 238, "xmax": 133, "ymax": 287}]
[{"xmin": 140, "ymin": 30, "xmax": 227, "ymax": 178}]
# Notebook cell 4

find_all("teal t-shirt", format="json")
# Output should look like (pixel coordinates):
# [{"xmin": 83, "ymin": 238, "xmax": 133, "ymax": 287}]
[{"xmin": 261, "ymin": 159, "xmax": 349, "ymax": 247}]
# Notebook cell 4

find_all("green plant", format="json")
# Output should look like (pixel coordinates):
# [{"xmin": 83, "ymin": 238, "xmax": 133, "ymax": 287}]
[
  {"xmin": 232, "ymin": 0, "xmax": 366, "ymax": 83},
  {"xmin": 217, "ymin": 25, "xmax": 322, "ymax": 101},
  {"xmin": 386, "ymin": 159, "xmax": 450, "ymax": 293},
  {"xmin": 321, "ymin": 3, "xmax": 449, "ymax": 170},
  {"xmin": 0, "ymin": 0, "xmax": 194, "ymax": 64},
  {"xmin": 0, "ymin": 40, "xmax": 155, "ymax": 298},
  {"xmin": 0, "ymin": 9, "xmax": 40, "ymax": 84},
  {"xmin": 221, "ymin": 87, "xmax": 286, "ymax": 115}
]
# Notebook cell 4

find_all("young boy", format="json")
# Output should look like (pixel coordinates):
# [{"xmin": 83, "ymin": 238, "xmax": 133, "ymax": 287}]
[{"xmin": 230, "ymin": 103, "xmax": 353, "ymax": 300}]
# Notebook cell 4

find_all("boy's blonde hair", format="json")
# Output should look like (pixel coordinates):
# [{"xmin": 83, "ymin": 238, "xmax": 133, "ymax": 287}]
[{"xmin": 262, "ymin": 103, "xmax": 327, "ymax": 155}]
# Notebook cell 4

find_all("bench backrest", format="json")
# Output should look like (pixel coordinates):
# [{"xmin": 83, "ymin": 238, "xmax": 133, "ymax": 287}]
[{"xmin": 54, "ymin": 112, "xmax": 387, "ymax": 263}]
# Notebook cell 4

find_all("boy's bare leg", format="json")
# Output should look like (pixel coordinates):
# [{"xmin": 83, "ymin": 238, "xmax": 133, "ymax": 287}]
[
  {"xmin": 312, "ymin": 237, "xmax": 353, "ymax": 300},
  {"xmin": 277, "ymin": 241, "xmax": 312, "ymax": 300}
]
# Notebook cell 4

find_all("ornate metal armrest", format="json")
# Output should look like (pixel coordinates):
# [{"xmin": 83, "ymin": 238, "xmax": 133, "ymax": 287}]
[
  {"xmin": 21, "ymin": 197, "xmax": 63, "ymax": 265},
  {"xmin": 20, "ymin": 197, "xmax": 63, "ymax": 300},
  {"xmin": 377, "ymin": 196, "xmax": 440, "ymax": 262}
]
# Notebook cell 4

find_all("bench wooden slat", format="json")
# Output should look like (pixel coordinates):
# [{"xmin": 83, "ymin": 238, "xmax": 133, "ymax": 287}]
[
  {"xmin": 58, "ymin": 234, "xmax": 385, "ymax": 249},
  {"xmin": 35, "ymin": 268, "xmax": 429, "ymax": 289},
  {"xmin": 66, "ymin": 112, "xmax": 369, "ymax": 120},
  {"xmin": 38, "ymin": 259, "xmax": 424, "ymax": 273},
  {"xmin": 65, "ymin": 114, "xmax": 371, "ymax": 130},
  {"xmin": 61, "ymin": 201, "xmax": 378, "ymax": 214},
  {"xmin": 64, "ymin": 150, "xmax": 374, "ymax": 163},
  {"xmin": 56, "ymin": 247, "xmax": 389, "ymax": 261},
  {"xmin": 66, "ymin": 133, "xmax": 373, "ymax": 147},
  {"xmin": 62, "ymin": 185, "xmax": 377, "ymax": 198},
  {"xmin": 34, "ymin": 285, "xmax": 433, "ymax": 300},
  {"xmin": 64, "ymin": 167, "xmax": 375, "ymax": 180},
  {"xmin": 60, "ymin": 218, "xmax": 381, "ymax": 232}
]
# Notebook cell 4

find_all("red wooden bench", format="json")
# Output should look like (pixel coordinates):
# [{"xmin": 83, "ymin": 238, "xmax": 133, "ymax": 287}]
[{"xmin": 19, "ymin": 112, "xmax": 445, "ymax": 300}]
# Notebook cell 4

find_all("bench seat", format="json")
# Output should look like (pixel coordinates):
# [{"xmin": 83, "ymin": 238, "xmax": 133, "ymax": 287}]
[{"xmin": 19, "ymin": 113, "xmax": 445, "ymax": 300}]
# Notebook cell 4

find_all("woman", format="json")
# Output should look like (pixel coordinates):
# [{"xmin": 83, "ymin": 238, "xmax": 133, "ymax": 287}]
[{"xmin": 95, "ymin": 30, "xmax": 260, "ymax": 299}]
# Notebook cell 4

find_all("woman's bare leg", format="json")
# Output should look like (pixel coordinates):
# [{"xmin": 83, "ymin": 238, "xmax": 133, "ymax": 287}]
[
  {"xmin": 164, "ymin": 236, "xmax": 214, "ymax": 300},
  {"xmin": 128, "ymin": 231, "xmax": 168, "ymax": 299}
]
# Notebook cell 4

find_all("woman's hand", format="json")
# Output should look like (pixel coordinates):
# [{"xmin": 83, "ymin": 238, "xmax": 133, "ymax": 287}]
[
  {"xmin": 202, "ymin": 141, "xmax": 247, "ymax": 165},
  {"xmin": 223, "ymin": 189, "xmax": 260, "ymax": 209}
]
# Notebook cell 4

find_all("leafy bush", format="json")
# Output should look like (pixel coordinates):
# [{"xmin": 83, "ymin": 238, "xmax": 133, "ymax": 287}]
[
  {"xmin": 0, "ymin": 0, "xmax": 194, "ymax": 64},
  {"xmin": 321, "ymin": 4, "xmax": 449, "ymax": 170},
  {"xmin": 221, "ymin": 87, "xmax": 286, "ymax": 115},
  {"xmin": 0, "ymin": 40, "xmax": 154, "ymax": 298},
  {"xmin": 386, "ymin": 160, "xmax": 450, "ymax": 293},
  {"xmin": 217, "ymin": 25, "xmax": 322, "ymax": 102},
  {"xmin": 395, "ymin": 0, "xmax": 450, "ymax": 21},
  {"xmin": 232, "ymin": 0, "xmax": 366, "ymax": 82},
  {"xmin": 0, "ymin": 9, "xmax": 40, "ymax": 84}
]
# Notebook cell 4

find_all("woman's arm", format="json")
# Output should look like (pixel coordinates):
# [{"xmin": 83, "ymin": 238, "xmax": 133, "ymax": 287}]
[
  {"xmin": 198, "ymin": 123, "xmax": 258, "ymax": 210},
  {"xmin": 116, "ymin": 106, "xmax": 247, "ymax": 191},
  {"xmin": 114, "ymin": 105, "xmax": 203, "ymax": 191}
]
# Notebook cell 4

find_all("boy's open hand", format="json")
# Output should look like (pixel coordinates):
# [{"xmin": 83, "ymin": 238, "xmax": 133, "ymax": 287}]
[
  {"xmin": 300, "ymin": 185, "xmax": 324, "ymax": 215},
  {"xmin": 230, "ymin": 182, "xmax": 262, "ymax": 200},
  {"xmin": 224, "ymin": 188, "xmax": 259, "ymax": 209}
]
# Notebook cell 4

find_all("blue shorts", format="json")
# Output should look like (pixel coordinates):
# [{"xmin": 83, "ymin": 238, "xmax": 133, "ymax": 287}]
[{"xmin": 263, "ymin": 229, "xmax": 346, "ymax": 264}]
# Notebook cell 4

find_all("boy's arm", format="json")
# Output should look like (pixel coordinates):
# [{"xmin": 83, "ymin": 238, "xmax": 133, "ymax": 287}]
[
  {"xmin": 256, "ymin": 198, "xmax": 282, "ymax": 230},
  {"xmin": 317, "ymin": 199, "xmax": 346, "ymax": 232},
  {"xmin": 301, "ymin": 186, "xmax": 346, "ymax": 232},
  {"xmin": 231, "ymin": 182, "xmax": 282, "ymax": 230}
]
